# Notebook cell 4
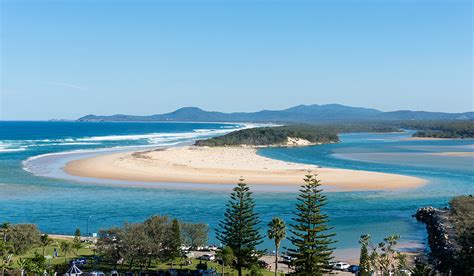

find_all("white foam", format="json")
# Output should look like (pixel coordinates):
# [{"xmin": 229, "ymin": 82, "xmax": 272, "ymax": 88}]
[
  {"xmin": 0, "ymin": 141, "xmax": 27, "ymax": 153},
  {"xmin": 22, "ymin": 122, "xmax": 265, "ymax": 175}
]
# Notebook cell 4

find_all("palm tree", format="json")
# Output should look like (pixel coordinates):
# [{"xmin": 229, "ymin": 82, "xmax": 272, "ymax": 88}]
[
  {"xmin": 216, "ymin": 246, "xmax": 235, "ymax": 275},
  {"xmin": 267, "ymin": 217, "xmax": 286, "ymax": 276},
  {"xmin": 40, "ymin": 234, "xmax": 51, "ymax": 256},
  {"xmin": 17, "ymin": 258, "xmax": 28, "ymax": 276},
  {"xmin": 60, "ymin": 241, "xmax": 72, "ymax": 264}
]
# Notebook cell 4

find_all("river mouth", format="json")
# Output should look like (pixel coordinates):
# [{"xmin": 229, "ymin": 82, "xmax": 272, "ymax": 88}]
[{"xmin": 1, "ymin": 122, "xmax": 473, "ymax": 252}]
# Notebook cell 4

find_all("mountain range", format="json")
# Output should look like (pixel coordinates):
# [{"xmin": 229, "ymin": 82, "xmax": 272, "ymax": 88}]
[{"xmin": 77, "ymin": 104, "xmax": 474, "ymax": 123}]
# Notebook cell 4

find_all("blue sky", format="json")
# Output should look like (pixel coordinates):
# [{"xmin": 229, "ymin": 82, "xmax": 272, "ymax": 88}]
[{"xmin": 1, "ymin": 0, "xmax": 472, "ymax": 120}]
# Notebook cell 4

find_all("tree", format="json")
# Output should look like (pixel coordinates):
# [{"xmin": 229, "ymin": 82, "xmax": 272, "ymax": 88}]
[
  {"xmin": 60, "ymin": 241, "xmax": 72, "ymax": 264},
  {"xmin": 97, "ymin": 227, "xmax": 124, "ymax": 269},
  {"xmin": 17, "ymin": 258, "xmax": 28, "ymax": 276},
  {"xmin": 359, "ymin": 234, "xmax": 371, "ymax": 275},
  {"xmin": 410, "ymin": 261, "xmax": 432, "ymax": 276},
  {"xmin": 166, "ymin": 218, "xmax": 182, "ymax": 267},
  {"xmin": 216, "ymin": 180, "xmax": 263, "ymax": 276},
  {"xmin": 0, "ymin": 222, "xmax": 10, "ymax": 243},
  {"xmin": 216, "ymin": 246, "xmax": 235, "ymax": 275},
  {"xmin": 267, "ymin": 217, "xmax": 286, "ymax": 276},
  {"xmin": 0, "ymin": 241, "xmax": 12, "ymax": 275},
  {"xmin": 40, "ymin": 234, "xmax": 51, "ymax": 256},
  {"xmin": 288, "ymin": 173, "xmax": 335, "ymax": 275},
  {"xmin": 121, "ymin": 223, "xmax": 148, "ymax": 270},
  {"xmin": 143, "ymin": 215, "xmax": 169, "ymax": 267},
  {"xmin": 372, "ymin": 235, "xmax": 403, "ymax": 273},
  {"xmin": 8, "ymin": 224, "xmax": 41, "ymax": 255},
  {"xmin": 181, "ymin": 222, "xmax": 209, "ymax": 250},
  {"xmin": 28, "ymin": 252, "xmax": 47, "ymax": 274},
  {"xmin": 364, "ymin": 234, "xmax": 407, "ymax": 275},
  {"xmin": 74, "ymin": 228, "xmax": 81, "ymax": 243},
  {"xmin": 72, "ymin": 228, "xmax": 82, "ymax": 254}
]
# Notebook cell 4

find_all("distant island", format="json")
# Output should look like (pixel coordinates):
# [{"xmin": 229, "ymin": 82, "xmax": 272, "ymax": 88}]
[
  {"xmin": 194, "ymin": 125, "xmax": 340, "ymax": 147},
  {"xmin": 77, "ymin": 104, "xmax": 474, "ymax": 123}
]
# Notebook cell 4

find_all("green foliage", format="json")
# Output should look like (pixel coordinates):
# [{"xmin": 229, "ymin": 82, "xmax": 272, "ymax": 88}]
[
  {"xmin": 1, "ymin": 222, "xmax": 10, "ymax": 243},
  {"xmin": 165, "ymin": 218, "xmax": 182, "ymax": 266},
  {"xmin": 27, "ymin": 252, "xmax": 47, "ymax": 273},
  {"xmin": 40, "ymin": 234, "xmax": 51, "ymax": 256},
  {"xmin": 407, "ymin": 120, "xmax": 474, "ymax": 138},
  {"xmin": 410, "ymin": 261, "xmax": 432, "ymax": 276},
  {"xmin": 249, "ymin": 263, "xmax": 264, "ymax": 276},
  {"xmin": 196, "ymin": 120, "xmax": 474, "ymax": 148},
  {"xmin": 195, "ymin": 125, "xmax": 340, "ymax": 146},
  {"xmin": 359, "ymin": 234, "xmax": 371, "ymax": 275},
  {"xmin": 361, "ymin": 234, "xmax": 406, "ymax": 275},
  {"xmin": 267, "ymin": 217, "xmax": 286, "ymax": 276},
  {"xmin": 60, "ymin": 241, "xmax": 72, "ymax": 264},
  {"xmin": 7, "ymin": 224, "xmax": 41, "ymax": 255},
  {"xmin": 287, "ymin": 173, "xmax": 335, "ymax": 275},
  {"xmin": 97, "ymin": 215, "xmax": 209, "ymax": 270},
  {"xmin": 216, "ymin": 246, "xmax": 235, "ymax": 274},
  {"xmin": 181, "ymin": 222, "xmax": 209, "ymax": 250},
  {"xmin": 450, "ymin": 195, "xmax": 474, "ymax": 274},
  {"xmin": 216, "ymin": 180, "xmax": 263, "ymax": 276}
]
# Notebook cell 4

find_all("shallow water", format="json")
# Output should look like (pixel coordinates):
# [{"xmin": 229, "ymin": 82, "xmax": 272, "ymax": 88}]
[{"xmin": 0, "ymin": 122, "xmax": 472, "ymax": 253}]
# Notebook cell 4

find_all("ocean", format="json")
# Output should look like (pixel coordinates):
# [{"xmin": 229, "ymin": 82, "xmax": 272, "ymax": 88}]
[{"xmin": 0, "ymin": 121, "xmax": 473, "ymax": 255}]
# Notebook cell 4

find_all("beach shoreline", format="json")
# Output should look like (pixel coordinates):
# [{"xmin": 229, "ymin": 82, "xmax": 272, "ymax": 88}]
[{"xmin": 64, "ymin": 146, "xmax": 426, "ymax": 192}]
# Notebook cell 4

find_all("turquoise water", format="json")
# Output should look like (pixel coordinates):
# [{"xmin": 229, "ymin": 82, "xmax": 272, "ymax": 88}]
[{"xmin": 0, "ymin": 122, "xmax": 473, "ymax": 253}]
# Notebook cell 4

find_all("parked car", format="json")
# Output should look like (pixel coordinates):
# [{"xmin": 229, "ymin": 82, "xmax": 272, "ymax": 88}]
[
  {"xmin": 199, "ymin": 254, "xmax": 215, "ymax": 261},
  {"xmin": 282, "ymin": 254, "xmax": 296, "ymax": 263},
  {"xmin": 348, "ymin": 265, "xmax": 360, "ymax": 273},
  {"xmin": 86, "ymin": 271, "xmax": 105, "ymax": 276},
  {"xmin": 110, "ymin": 270, "xmax": 119, "ymax": 276},
  {"xmin": 208, "ymin": 245, "xmax": 218, "ymax": 251},
  {"xmin": 70, "ymin": 258, "xmax": 89, "ymax": 266},
  {"xmin": 333, "ymin": 262, "xmax": 350, "ymax": 271}
]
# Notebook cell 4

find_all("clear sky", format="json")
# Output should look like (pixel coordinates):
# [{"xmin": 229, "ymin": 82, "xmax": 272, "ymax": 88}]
[{"xmin": 1, "ymin": 0, "xmax": 472, "ymax": 120}]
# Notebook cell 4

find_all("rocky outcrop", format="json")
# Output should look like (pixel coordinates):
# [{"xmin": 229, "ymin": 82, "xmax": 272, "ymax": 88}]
[{"xmin": 415, "ymin": 207, "xmax": 460, "ymax": 272}]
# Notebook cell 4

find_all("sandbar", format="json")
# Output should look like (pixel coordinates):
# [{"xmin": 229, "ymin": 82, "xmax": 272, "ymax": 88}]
[{"xmin": 64, "ymin": 146, "xmax": 426, "ymax": 191}]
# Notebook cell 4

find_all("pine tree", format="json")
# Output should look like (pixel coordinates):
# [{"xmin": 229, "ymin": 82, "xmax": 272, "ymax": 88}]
[
  {"xmin": 216, "ymin": 179, "xmax": 263, "ymax": 276},
  {"xmin": 359, "ymin": 234, "xmax": 371, "ymax": 275},
  {"xmin": 288, "ymin": 173, "xmax": 335, "ymax": 275},
  {"xmin": 167, "ymin": 218, "xmax": 182, "ymax": 267}
]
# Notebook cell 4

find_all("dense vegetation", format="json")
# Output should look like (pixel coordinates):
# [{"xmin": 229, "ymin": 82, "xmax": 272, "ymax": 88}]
[
  {"xmin": 196, "ymin": 120, "xmax": 474, "ymax": 147},
  {"xmin": 195, "ymin": 125, "xmax": 340, "ymax": 146},
  {"xmin": 406, "ymin": 120, "xmax": 474, "ymax": 139},
  {"xmin": 97, "ymin": 216, "xmax": 209, "ymax": 270},
  {"xmin": 450, "ymin": 195, "xmax": 474, "ymax": 273}
]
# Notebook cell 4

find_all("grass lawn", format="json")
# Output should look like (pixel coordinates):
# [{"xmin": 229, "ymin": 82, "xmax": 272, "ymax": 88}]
[
  {"xmin": 11, "ymin": 237, "xmax": 278, "ymax": 275},
  {"xmin": 11, "ymin": 237, "xmax": 94, "ymax": 267}
]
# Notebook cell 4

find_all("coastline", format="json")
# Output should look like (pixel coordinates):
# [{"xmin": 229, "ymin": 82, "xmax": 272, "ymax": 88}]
[
  {"xmin": 403, "ymin": 137, "xmax": 473, "ymax": 141},
  {"xmin": 64, "ymin": 146, "xmax": 426, "ymax": 191}
]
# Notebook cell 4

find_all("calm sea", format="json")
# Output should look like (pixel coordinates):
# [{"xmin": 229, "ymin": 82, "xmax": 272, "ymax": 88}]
[{"xmin": 0, "ymin": 122, "xmax": 473, "ymax": 253}]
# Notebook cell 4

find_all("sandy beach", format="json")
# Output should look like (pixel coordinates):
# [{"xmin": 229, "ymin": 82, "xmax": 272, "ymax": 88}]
[{"xmin": 64, "ymin": 146, "xmax": 426, "ymax": 191}]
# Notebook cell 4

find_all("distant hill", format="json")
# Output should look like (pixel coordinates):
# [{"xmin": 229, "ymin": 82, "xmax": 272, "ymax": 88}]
[{"xmin": 77, "ymin": 104, "xmax": 474, "ymax": 123}]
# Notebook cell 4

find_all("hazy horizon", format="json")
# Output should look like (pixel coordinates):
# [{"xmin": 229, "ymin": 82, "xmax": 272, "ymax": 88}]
[{"xmin": 1, "ymin": 0, "xmax": 472, "ymax": 120}]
